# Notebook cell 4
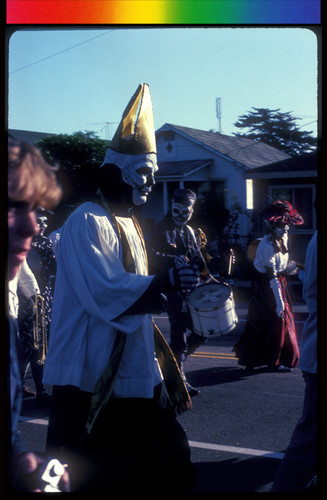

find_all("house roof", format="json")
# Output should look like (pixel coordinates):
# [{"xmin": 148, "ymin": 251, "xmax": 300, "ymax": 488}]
[
  {"xmin": 157, "ymin": 123, "xmax": 291, "ymax": 169},
  {"xmin": 8, "ymin": 129, "xmax": 55, "ymax": 144},
  {"xmin": 156, "ymin": 159, "xmax": 213, "ymax": 179},
  {"xmin": 244, "ymin": 151, "xmax": 318, "ymax": 179}
]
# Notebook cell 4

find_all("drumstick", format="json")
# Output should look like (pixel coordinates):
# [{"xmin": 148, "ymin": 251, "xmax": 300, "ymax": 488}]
[{"xmin": 228, "ymin": 249, "xmax": 234, "ymax": 276}]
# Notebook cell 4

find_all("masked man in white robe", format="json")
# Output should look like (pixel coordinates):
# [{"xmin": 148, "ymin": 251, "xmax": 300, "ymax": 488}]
[{"xmin": 43, "ymin": 84, "xmax": 199, "ymax": 494}]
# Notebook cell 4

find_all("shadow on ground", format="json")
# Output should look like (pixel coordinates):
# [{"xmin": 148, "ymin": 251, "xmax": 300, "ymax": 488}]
[
  {"xmin": 21, "ymin": 396, "xmax": 51, "ymax": 418},
  {"xmin": 192, "ymin": 456, "xmax": 280, "ymax": 493},
  {"xmin": 185, "ymin": 366, "xmax": 286, "ymax": 388}
]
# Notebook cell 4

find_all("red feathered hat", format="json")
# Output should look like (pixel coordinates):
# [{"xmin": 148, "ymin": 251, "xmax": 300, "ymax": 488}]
[{"xmin": 262, "ymin": 200, "xmax": 304, "ymax": 226}]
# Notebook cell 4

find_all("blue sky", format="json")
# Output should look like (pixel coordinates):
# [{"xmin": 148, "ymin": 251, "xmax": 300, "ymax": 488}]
[{"xmin": 8, "ymin": 27, "xmax": 318, "ymax": 140}]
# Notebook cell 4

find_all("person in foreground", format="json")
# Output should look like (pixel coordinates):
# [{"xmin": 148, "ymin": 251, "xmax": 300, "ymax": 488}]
[
  {"xmin": 43, "ymin": 84, "xmax": 198, "ymax": 494},
  {"xmin": 271, "ymin": 229, "xmax": 318, "ymax": 491},
  {"xmin": 7, "ymin": 137, "xmax": 70, "ymax": 492},
  {"xmin": 233, "ymin": 200, "xmax": 303, "ymax": 372}
]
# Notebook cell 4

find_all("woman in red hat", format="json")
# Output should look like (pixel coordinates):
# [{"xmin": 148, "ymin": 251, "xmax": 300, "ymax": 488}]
[{"xmin": 233, "ymin": 200, "xmax": 304, "ymax": 372}]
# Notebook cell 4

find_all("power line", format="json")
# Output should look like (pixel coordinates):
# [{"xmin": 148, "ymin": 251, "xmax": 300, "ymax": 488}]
[{"xmin": 10, "ymin": 30, "xmax": 114, "ymax": 75}]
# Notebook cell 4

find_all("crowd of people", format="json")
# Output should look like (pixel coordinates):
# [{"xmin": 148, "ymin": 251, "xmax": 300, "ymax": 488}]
[{"xmin": 7, "ymin": 83, "xmax": 317, "ymax": 494}]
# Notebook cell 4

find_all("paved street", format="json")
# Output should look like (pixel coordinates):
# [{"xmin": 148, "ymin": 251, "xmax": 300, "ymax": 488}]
[{"xmin": 18, "ymin": 279, "xmax": 309, "ymax": 494}]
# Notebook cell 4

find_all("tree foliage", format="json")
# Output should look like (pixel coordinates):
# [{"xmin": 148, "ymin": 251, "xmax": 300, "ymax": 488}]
[
  {"xmin": 233, "ymin": 107, "xmax": 316, "ymax": 156},
  {"xmin": 35, "ymin": 131, "xmax": 108, "ymax": 232},
  {"xmin": 192, "ymin": 190, "xmax": 230, "ymax": 242},
  {"xmin": 36, "ymin": 131, "xmax": 108, "ymax": 202}
]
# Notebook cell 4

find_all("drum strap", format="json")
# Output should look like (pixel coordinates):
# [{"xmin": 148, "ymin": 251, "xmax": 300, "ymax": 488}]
[
  {"xmin": 186, "ymin": 225, "xmax": 197, "ymax": 248},
  {"xmin": 186, "ymin": 225, "xmax": 213, "ymax": 283}
]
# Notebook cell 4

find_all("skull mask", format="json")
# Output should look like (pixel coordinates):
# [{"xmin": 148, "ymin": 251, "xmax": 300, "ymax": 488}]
[
  {"xmin": 273, "ymin": 222, "xmax": 289, "ymax": 238},
  {"xmin": 171, "ymin": 202, "xmax": 194, "ymax": 227},
  {"xmin": 171, "ymin": 189, "xmax": 196, "ymax": 227},
  {"xmin": 101, "ymin": 148, "xmax": 158, "ymax": 206}
]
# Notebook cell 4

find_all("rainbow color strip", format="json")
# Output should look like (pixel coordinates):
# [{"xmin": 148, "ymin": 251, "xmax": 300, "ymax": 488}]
[{"xmin": 7, "ymin": 0, "xmax": 320, "ymax": 25}]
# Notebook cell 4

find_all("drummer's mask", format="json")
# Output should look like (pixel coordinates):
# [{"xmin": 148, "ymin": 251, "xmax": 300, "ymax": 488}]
[{"xmin": 172, "ymin": 202, "xmax": 194, "ymax": 227}]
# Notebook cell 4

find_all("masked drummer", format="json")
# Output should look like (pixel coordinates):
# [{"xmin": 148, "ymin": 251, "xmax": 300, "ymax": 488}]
[
  {"xmin": 148, "ymin": 188, "xmax": 231, "ymax": 396},
  {"xmin": 42, "ymin": 84, "xmax": 197, "ymax": 494},
  {"xmin": 233, "ymin": 200, "xmax": 304, "ymax": 372}
]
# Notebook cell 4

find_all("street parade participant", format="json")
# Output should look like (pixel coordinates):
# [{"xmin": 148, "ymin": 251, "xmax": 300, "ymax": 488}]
[
  {"xmin": 43, "ymin": 84, "xmax": 198, "ymax": 494},
  {"xmin": 16, "ymin": 258, "xmax": 45, "ymax": 400},
  {"xmin": 148, "ymin": 188, "xmax": 233, "ymax": 396},
  {"xmin": 271, "ymin": 229, "xmax": 318, "ymax": 491},
  {"xmin": 233, "ymin": 200, "xmax": 304, "ymax": 371},
  {"xmin": 17, "ymin": 213, "xmax": 56, "ymax": 403},
  {"xmin": 20, "ymin": 213, "xmax": 58, "ymax": 403},
  {"xmin": 8, "ymin": 137, "xmax": 70, "ymax": 492},
  {"xmin": 31, "ymin": 214, "xmax": 57, "ymax": 339}
]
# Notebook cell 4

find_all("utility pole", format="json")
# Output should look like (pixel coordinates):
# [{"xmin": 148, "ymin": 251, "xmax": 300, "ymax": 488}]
[
  {"xmin": 86, "ymin": 121, "xmax": 118, "ymax": 140},
  {"xmin": 216, "ymin": 97, "xmax": 222, "ymax": 133}
]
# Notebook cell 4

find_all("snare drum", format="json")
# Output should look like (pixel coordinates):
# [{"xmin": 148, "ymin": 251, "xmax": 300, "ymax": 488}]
[{"xmin": 187, "ymin": 282, "xmax": 238, "ymax": 337}]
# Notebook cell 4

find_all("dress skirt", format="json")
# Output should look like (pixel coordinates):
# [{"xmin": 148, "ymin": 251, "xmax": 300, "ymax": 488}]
[{"xmin": 233, "ymin": 270, "xmax": 299, "ymax": 369}]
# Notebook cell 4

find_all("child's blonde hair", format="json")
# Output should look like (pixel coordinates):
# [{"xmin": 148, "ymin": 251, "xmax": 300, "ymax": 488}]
[{"xmin": 8, "ymin": 137, "xmax": 62, "ymax": 209}]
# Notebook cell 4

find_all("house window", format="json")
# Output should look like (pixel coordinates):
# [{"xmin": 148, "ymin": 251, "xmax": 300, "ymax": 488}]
[
  {"xmin": 246, "ymin": 179, "xmax": 254, "ymax": 210},
  {"xmin": 269, "ymin": 185, "xmax": 316, "ymax": 230},
  {"xmin": 160, "ymin": 130, "xmax": 176, "ymax": 158},
  {"xmin": 163, "ymin": 131, "xmax": 175, "ymax": 141}
]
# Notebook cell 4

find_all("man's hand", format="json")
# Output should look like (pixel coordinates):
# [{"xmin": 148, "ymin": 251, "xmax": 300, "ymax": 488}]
[{"xmin": 170, "ymin": 255, "xmax": 200, "ymax": 291}]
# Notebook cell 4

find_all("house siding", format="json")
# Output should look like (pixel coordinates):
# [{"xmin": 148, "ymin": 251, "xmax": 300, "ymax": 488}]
[{"xmin": 153, "ymin": 128, "xmax": 252, "ymax": 244}]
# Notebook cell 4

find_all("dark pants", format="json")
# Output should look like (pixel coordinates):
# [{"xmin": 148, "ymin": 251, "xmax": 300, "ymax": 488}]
[
  {"xmin": 46, "ymin": 382, "xmax": 195, "ymax": 495},
  {"xmin": 271, "ymin": 371, "xmax": 317, "ymax": 491},
  {"xmin": 167, "ymin": 291, "xmax": 206, "ymax": 365}
]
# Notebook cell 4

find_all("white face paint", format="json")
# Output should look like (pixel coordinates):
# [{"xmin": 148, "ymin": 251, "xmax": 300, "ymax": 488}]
[
  {"xmin": 101, "ymin": 149, "xmax": 158, "ymax": 206},
  {"xmin": 121, "ymin": 154, "xmax": 158, "ymax": 192},
  {"xmin": 132, "ymin": 178, "xmax": 152, "ymax": 206},
  {"xmin": 274, "ymin": 223, "xmax": 289, "ymax": 238},
  {"xmin": 171, "ymin": 202, "xmax": 194, "ymax": 227},
  {"xmin": 131, "ymin": 162, "xmax": 157, "ymax": 206}
]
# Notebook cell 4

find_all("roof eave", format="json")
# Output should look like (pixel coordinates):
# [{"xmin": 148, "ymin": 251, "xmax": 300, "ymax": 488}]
[
  {"xmin": 156, "ymin": 160, "xmax": 212, "ymax": 180},
  {"xmin": 245, "ymin": 170, "xmax": 317, "ymax": 179},
  {"xmin": 157, "ymin": 123, "xmax": 246, "ymax": 167}
]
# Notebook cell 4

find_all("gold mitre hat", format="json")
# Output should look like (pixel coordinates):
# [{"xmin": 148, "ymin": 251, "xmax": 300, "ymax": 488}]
[{"xmin": 109, "ymin": 83, "xmax": 157, "ymax": 155}]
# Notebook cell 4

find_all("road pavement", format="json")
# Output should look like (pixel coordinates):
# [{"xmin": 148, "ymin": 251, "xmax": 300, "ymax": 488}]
[{"xmin": 17, "ymin": 279, "xmax": 310, "ymax": 494}]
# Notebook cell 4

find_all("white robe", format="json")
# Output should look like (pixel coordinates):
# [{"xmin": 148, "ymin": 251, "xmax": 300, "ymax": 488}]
[{"xmin": 43, "ymin": 202, "xmax": 163, "ymax": 397}]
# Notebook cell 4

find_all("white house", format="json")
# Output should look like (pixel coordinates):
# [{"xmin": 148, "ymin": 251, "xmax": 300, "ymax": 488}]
[
  {"xmin": 142, "ymin": 123, "xmax": 290, "ymax": 248},
  {"xmin": 10, "ymin": 125, "xmax": 295, "ymax": 251},
  {"xmin": 244, "ymin": 151, "xmax": 318, "ymax": 263}
]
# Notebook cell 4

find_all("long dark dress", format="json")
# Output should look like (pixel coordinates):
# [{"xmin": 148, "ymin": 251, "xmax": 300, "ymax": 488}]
[
  {"xmin": 233, "ymin": 233, "xmax": 299, "ymax": 369},
  {"xmin": 233, "ymin": 270, "xmax": 299, "ymax": 368}
]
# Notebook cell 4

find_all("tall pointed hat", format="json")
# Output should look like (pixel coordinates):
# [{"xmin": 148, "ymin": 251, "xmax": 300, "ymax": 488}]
[{"xmin": 109, "ymin": 83, "xmax": 157, "ymax": 155}]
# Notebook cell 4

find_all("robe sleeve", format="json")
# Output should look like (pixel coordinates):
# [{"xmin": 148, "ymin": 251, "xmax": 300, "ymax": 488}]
[{"xmin": 57, "ymin": 206, "xmax": 154, "ymax": 328}]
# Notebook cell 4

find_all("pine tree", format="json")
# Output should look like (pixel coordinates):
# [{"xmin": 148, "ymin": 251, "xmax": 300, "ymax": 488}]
[{"xmin": 233, "ymin": 107, "xmax": 316, "ymax": 156}]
